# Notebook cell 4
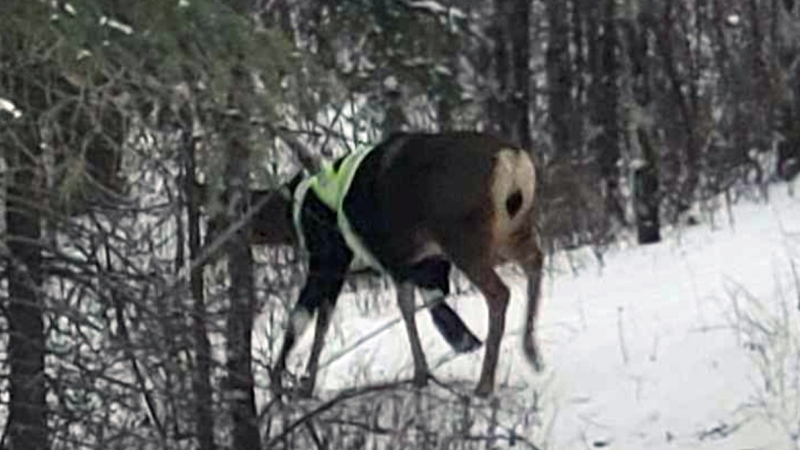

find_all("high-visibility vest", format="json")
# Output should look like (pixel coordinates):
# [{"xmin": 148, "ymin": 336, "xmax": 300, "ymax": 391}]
[{"xmin": 292, "ymin": 147, "xmax": 383, "ymax": 271}]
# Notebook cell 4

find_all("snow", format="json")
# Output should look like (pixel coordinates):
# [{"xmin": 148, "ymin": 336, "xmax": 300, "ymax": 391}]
[
  {"xmin": 99, "ymin": 16, "xmax": 134, "ymax": 35},
  {"xmin": 256, "ymin": 184, "xmax": 800, "ymax": 449},
  {"xmin": 406, "ymin": 1, "xmax": 467, "ymax": 20},
  {"xmin": 0, "ymin": 98, "xmax": 22, "ymax": 119}
]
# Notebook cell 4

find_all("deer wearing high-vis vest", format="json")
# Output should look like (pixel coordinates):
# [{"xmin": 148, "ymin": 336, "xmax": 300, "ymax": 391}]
[{"xmin": 241, "ymin": 132, "xmax": 544, "ymax": 397}]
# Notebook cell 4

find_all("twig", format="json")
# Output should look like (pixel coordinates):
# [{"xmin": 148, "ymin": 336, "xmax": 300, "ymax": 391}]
[
  {"xmin": 790, "ymin": 259, "xmax": 800, "ymax": 312},
  {"xmin": 264, "ymin": 122, "xmax": 321, "ymax": 173},
  {"xmin": 104, "ymin": 245, "xmax": 168, "ymax": 443},
  {"xmin": 486, "ymin": 397, "xmax": 499, "ymax": 450},
  {"xmin": 617, "ymin": 306, "xmax": 630, "ymax": 364},
  {"xmin": 265, "ymin": 380, "xmax": 412, "ymax": 447},
  {"xmin": 317, "ymin": 295, "xmax": 453, "ymax": 370},
  {"xmin": 157, "ymin": 186, "xmax": 282, "ymax": 305},
  {"xmin": 303, "ymin": 421, "xmax": 325, "ymax": 450},
  {"xmin": 428, "ymin": 378, "xmax": 543, "ymax": 450}
]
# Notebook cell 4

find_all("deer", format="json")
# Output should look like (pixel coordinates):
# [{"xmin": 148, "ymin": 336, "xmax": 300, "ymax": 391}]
[{"xmin": 237, "ymin": 131, "xmax": 545, "ymax": 397}]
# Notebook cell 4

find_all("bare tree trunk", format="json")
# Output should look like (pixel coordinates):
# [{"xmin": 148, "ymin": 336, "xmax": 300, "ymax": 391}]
[
  {"xmin": 437, "ymin": 35, "xmax": 459, "ymax": 132},
  {"xmin": 437, "ymin": 87, "xmax": 455, "ymax": 132},
  {"xmin": 651, "ymin": 3, "xmax": 701, "ymax": 211},
  {"xmin": 5, "ymin": 112, "xmax": 48, "ymax": 450},
  {"xmin": 622, "ymin": 4, "xmax": 661, "ymax": 244},
  {"xmin": 545, "ymin": 0, "xmax": 573, "ymax": 156},
  {"xmin": 219, "ymin": 3, "xmax": 260, "ymax": 438},
  {"xmin": 595, "ymin": 0, "xmax": 624, "ymax": 223},
  {"xmin": 223, "ymin": 67, "xmax": 261, "ymax": 449},
  {"xmin": 635, "ymin": 128, "xmax": 661, "ymax": 244},
  {"xmin": 219, "ymin": 1, "xmax": 261, "ymax": 446},
  {"xmin": 487, "ymin": 0, "xmax": 511, "ymax": 136},
  {"xmin": 183, "ymin": 115, "xmax": 216, "ymax": 450},
  {"xmin": 511, "ymin": 0, "xmax": 532, "ymax": 150},
  {"xmin": 484, "ymin": 0, "xmax": 531, "ymax": 146}
]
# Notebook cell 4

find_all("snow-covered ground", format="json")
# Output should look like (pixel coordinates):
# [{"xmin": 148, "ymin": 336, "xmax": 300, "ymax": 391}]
[{"xmin": 257, "ymin": 185, "xmax": 800, "ymax": 449}]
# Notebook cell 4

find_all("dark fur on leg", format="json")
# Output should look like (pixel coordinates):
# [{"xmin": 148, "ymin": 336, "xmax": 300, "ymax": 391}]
[
  {"xmin": 271, "ymin": 194, "xmax": 352, "ymax": 396},
  {"xmin": 404, "ymin": 259, "xmax": 482, "ymax": 353},
  {"xmin": 429, "ymin": 302, "xmax": 482, "ymax": 353}
]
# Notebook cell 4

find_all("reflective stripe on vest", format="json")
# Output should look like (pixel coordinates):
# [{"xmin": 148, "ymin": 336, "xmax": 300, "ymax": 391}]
[{"xmin": 292, "ymin": 147, "xmax": 384, "ymax": 272}]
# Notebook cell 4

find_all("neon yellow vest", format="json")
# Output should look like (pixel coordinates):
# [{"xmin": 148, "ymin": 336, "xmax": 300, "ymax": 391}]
[{"xmin": 292, "ymin": 147, "xmax": 383, "ymax": 271}]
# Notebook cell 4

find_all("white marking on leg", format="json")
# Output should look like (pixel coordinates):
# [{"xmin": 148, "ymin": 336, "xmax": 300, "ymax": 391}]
[
  {"xmin": 290, "ymin": 308, "xmax": 313, "ymax": 336},
  {"xmin": 420, "ymin": 287, "xmax": 444, "ymax": 304}
]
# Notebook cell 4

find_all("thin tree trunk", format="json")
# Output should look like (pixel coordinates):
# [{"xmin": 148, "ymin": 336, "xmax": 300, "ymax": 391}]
[
  {"xmin": 223, "ymin": 63, "xmax": 261, "ymax": 449},
  {"xmin": 545, "ymin": 0, "xmax": 573, "ymax": 156},
  {"xmin": 184, "ymin": 115, "xmax": 215, "ymax": 450},
  {"xmin": 220, "ymin": 1, "xmax": 261, "ymax": 445},
  {"xmin": 511, "ymin": 0, "xmax": 532, "ymax": 150},
  {"xmin": 219, "ymin": 5, "xmax": 261, "ymax": 446},
  {"xmin": 596, "ymin": 0, "xmax": 624, "ymax": 223},
  {"xmin": 487, "ymin": 0, "xmax": 511, "ymax": 136},
  {"xmin": 651, "ymin": 3, "xmax": 700, "ymax": 210},
  {"xmin": 5, "ymin": 115, "xmax": 48, "ymax": 450},
  {"xmin": 437, "ymin": 39, "xmax": 458, "ymax": 132},
  {"xmin": 635, "ymin": 128, "xmax": 661, "ymax": 244},
  {"xmin": 622, "ymin": 2, "xmax": 662, "ymax": 243}
]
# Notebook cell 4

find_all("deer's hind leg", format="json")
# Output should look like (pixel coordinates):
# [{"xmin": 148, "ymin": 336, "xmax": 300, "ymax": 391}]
[
  {"xmin": 434, "ymin": 219, "xmax": 510, "ymax": 397},
  {"xmin": 503, "ymin": 215, "xmax": 545, "ymax": 372}
]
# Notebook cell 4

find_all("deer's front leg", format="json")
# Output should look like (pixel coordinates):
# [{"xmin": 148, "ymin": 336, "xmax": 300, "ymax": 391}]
[
  {"xmin": 272, "ymin": 268, "xmax": 347, "ymax": 396},
  {"xmin": 273, "ymin": 194, "xmax": 352, "ymax": 397},
  {"xmin": 272, "ymin": 296, "xmax": 312, "ymax": 393},
  {"xmin": 299, "ymin": 289, "xmax": 342, "ymax": 396},
  {"xmin": 516, "ymin": 234, "xmax": 545, "ymax": 373},
  {"xmin": 295, "ymin": 253, "xmax": 350, "ymax": 398}
]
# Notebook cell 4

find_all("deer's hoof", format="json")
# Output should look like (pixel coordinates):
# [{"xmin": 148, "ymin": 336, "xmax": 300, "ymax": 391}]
[
  {"xmin": 269, "ymin": 369, "xmax": 286, "ymax": 395},
  {"xmin": 524, "ymin": 340, "xmax": 545, "ymax": 372},
  {"xmin": 297, "ymin": 375, "xmax": 315, "ymax": 398},
  {"xmin": 455, "ymin": 333, "xmax": 482, "ymax": 354},
  {"xmin": 530, "ymin": 349, "xmax": 545, "ymax": 373},
  {"xmin": 412, "ymin": 371, "xmax": 429, "ymax": 388},
  {"xmin": 533, "ymin": 357, "xmax": 545, "ymax": 373},
  {"xmin": 474, "ymin": 382, "xmax": 493, "ymax": 398}
]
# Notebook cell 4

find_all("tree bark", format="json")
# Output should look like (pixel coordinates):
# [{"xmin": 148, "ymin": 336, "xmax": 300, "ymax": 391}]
[
  {"xmin": 510, "ymin": 0, "xmax": 532, "ymax": 150},
  {"xmin": 183, "ymin": 116, "xmax": 216, "ymax": 450},
  {"xmin": 651, "ymin": 3, "xmax": 701, "ymax": 211},
  {"xmin": 595, "ymin": 0, "xmax": 624, "ymax": 223},
  {"xmin": 5, "ymin": 111, "xmax": 48, "ymax": 450},
  {"xmin": 219, "ymin": 1, "xmax": 261, "ymax": 446},
  {"xmin": 485, "ymin": 0, "xmax": 509, "ymax": 136},
  {"xmin": 635, "ymin": 128, "xmax": 661, "ymax": 244},
  {"xmin": 545, "ymin": 0, "xmax": 573, "ymax": 156},
  {"xmin": 223, "ymin": 65, "xmax": 261, "ymax": 449}
]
